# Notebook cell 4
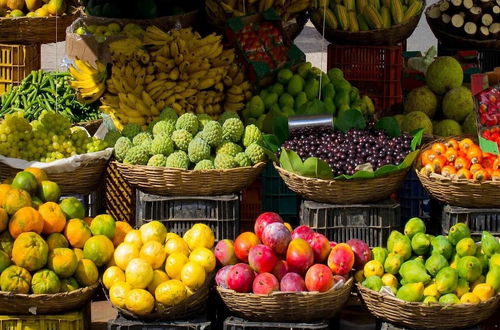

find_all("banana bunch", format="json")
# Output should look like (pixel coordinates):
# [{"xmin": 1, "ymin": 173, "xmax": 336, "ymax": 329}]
[
  {"xmin": 205, "ymin": 0, "xmax": 312, "ymax": 26},
  {"xmin": 100, "ymin": 26, "xmax": 252, "ymax": 130},
  {"xmin": 68, "ymin": 59, "xmax": 107, "ymax": 104}
]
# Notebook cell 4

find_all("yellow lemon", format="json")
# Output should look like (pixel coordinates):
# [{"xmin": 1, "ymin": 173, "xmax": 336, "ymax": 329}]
[
  {"xmin": 471, "ymin": 275, "xmax": 486, "ymax": 290},
  {"xmin": 109, "ymin": 281, "xmax": 131, "ymax": 308},
  {"xmin": 423, "ymin": 282, "xmax": 440, "ymax": 297},
  {"xmin": 381, "ymin": 273, "xmax": 398, "ymax": 288},
  {"xmin": 140, "ymin": 241, "xmax": 166, "ymax": 269},
  {"xmin": 126, "ymin": 258, "xmax": 153, "ymax": 289},
  {"xmin": 472, "ymin": 283, "xmax": 495, "ymax": 302},
  {"xmin": 180, "ymin": 261, "xmax": 206, "ymax": 290},
  {"xmin": 125, "ymin": 289, "xmax": 155, "ymax": 315},
  {"xmin": 34, "ymin": 7, "xmax": 48, "ymax": 17},
  {"xmin": 147, "ymin": 270, "xmax": 169, "ymax": 295},
  {"xmin": 155, "ymin": 279, "xmax": 187, "ymax": 306},
  {"xmin": 455, "ymin": 278, "xmax": 470, "ymax": 298},
  {"xmin": 460, "ymin": 292, "xmax": 481, "ymax": 304},
  {"xmin": 114, "ymin": 242, "xmax": 139, "ymax": 271},
  {"xmin": 73, "ymin": 248, "xmax": 84, "ymax": 261},
  {"xmin": 354, "ymin": 269, "xmax": 365, "ymax": 283},
  {"xmin": 165, "ymin": 236, "xmax": 190, "ymax": 257},
  {"xmin": 140, "ymin": 221, "xmax": 167, "ymax": 244},
  {"xmin": 102, "ymin": 266, "xmax": 125, "ymax": 290},
  {"xmin": 26, "ymin": 11, "xmax": 35, "ymax": 17},
  {"xmin": 364, "ymin": 260, "xmax": 384, "ymax": 277},
  {"xmin": 165, "ymin": 252, "xmax": 188, "ymax": 280},
  {"xmin": 183, "ymin": 224, "xmax": 214, "ymax": 250},
  {"xmin": 189, "ymin": 247, "xmax": 215, "ymax": 273},
  {"xmin": 74, "ymin": 259, "xmax": 98, "ymax": 287},
  {"xmin": 124, "ymin": 230, "xmax": 143, "ymax": 250}
]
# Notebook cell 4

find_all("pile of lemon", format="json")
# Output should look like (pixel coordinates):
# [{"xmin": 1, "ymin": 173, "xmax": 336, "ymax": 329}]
[{"xmin": 102, "ymin": 221, "xmax": 215, "ymax": 315}]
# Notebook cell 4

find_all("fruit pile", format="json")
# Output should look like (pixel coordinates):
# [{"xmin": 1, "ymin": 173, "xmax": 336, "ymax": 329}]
[
  {"xmin": 0, "ymin": 0, "xmax": 71, "ymax": 18},
  {"xmin": 281, "ymin": 128, "xmax": 413, "ymax": 176},
  {"xmin": 103, "ymin": 222, "xmax": 216, "ymax": 316},
  {"xmin": 359, "ymin": 218, "xmax": 499, "ymax": 305},
  {"xmin": 242, "ymin": 63, "xmax": 375, "ymax": 130},
  {"xmin": 419, "ymin": 137, "xmax": 500, "ymax": 182},
  {"xmin": 69, "ymin": 59, "xmax": 107, "ymax": 105},
  {"xmin": 0, "ymin": 111, "xmax": 107, "ymax": 162},
  {"xmin": 99, "ymin": 26, "xmax": 252, "ymax": 130},
  {"xmin": 310, "ymin": 0, "xmax": 423, "ymax": 32},
  {"xmin": 478, "ymin": 88, "xmax": 499, "ymax": 127},
  {"xmin": 215, "ymin": 212, "xmax": 366, "ymax": 294},
  {"xmin": 109, "ymin": 108, "xmax": 267, "ymax": 169},
  {"xmin": 73, "ymin": 22, "xmax": 143, "ymax": 43},
  {"xmin": 0, "ymin": 168, "xmax": 124, "ymax": 294},
  {"xmin": 396, "ymin": 56, "xmax": 476, "ymax": 136}
]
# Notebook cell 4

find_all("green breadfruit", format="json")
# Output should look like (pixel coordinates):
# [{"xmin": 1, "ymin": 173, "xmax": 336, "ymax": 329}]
[
  {"xmin": 426, "ymin": 57, "xmax": 464, "ymax": 95},
  {"xmin": 176, "ymin": 113, "xmax": 199, "ymax": 135},
  {"xmin": 123, "ymin": 145, "xmax": 150, "ymax": 165},
  {"xmin": 222, "ymin": 118, "xmax": 244, "ymax": 142},
  {"xmin": 401, "ymin": 111, "xmax": 433, "ymax": 135},
  {"xmin": 188, "ymin": 137, "xmax": 211, "ymax": 163},
  {"xmin": 218, "ymin": 111, "xmax": 239, "ymax": 124},
  {"xmin": 147, "ymin": 154, "xmax": 167, "ymax": 167},
  {"xmin": 242, "ymin": 124, "xmax": 262, "ymax": 147},
  {"xmin": 165, "ymin": 151, "xmax": 190, "ymax": 169},
  {"xmin": 121, "ymin": 124, "xmax": 141, "ymax": 139},
  {"xmin": 245, "ymin": 143, "xmax": 266, "ymax": 165},
  {"xmin": 214, "ymin": 154, "xmax": 238, "ymax": 169},
  {"xmin": 197, "ymin": 114, "xmax": 212, "ymax": 129},
  {"xmin": 216, "ymin": 141, "xmax": 243, "ymax": 157},
  {"xmin": 433, "ymin": 119, "xmax": 463, "ymax": 137},
  {"xmin": 152, "ymin": 121, "xmax": 175, "ymax": 138},
  {"xmin": 442, "ymin": 86, "xmax": 474, "ymax": 122},
  {"xmin": 194, "ymin": 159, "xmax": 215, "ymax": 170},
  {"xmin": 132, "ymin": 132, "xmax": 152, "ymax": 146},
  {"xmin": 235, "ymin": 152, "xmax": 252, "ymax": 167},
  {"xmin": 149, "ymin": 136, "xmax": 174, "ymax": 156},
  {"xmin": 114, "ymin": 137, "xmax": 133, "ymax": 162},
  {"xmin": 159, "ymin": 107, "xmax": 178, "ymax": 124},
  {"xmin": 404, "ymin": 86, "xmax": 438, "ymax": 118},
  {"xmin": 462, "ymin": 112, "xmax": 477, "ymax": 134},
  {"xmin": 171, "ymin": 129, "xmax": 193, "ymax": 151},
  {"xmin": 104, "ymin": 130, "xmax": 121, "ymax": 147},
  {"xmin": 201, "ymin": 121, "xmax": 223, "ymax": 147}
]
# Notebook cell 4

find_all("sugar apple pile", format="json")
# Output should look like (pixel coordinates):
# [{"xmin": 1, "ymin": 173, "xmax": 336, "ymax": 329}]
[{"xmin": 109, "ymin": 108, "xmax": 267, "ymax": 170}]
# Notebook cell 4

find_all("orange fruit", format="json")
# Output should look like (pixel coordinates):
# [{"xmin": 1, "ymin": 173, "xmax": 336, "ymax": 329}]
[
  {"xmin": 46, "ymin": 233, "xmax": 69, "ymax": 251},
  {"xmin": 83, "ymin": 217, "xmax": 93, "ymax": 226},
  {"xmin": 125, "ymin": 289, "xmax": 155, "ymax": 315},
  {"xmin": 74, "ymin": 259, "xmax": 98, "ymax": 287},
  {"xmin": 140, "ymin": 241, "xmax": 166, "ymax": 269},
  {"xmin": 24, "ymin": 167, "xmax": 47, "ymax": 184},
  {"xmin": 147, "ymin": 269, "xmax": 169, "ymax": 294},
  {"xmin": 38, "ymin": 180, "xmax": 61, "ymax": 203},
  {"xmin": 60, "ymin": 277, "xmax": 80, "ymax": 292},
  {"xmin": 188, "ymin": 247, "xmax": 215, "ymax": 273},
  {"xmin": 0, "ymin": 184, "xmax": 12, "ymax": 208},
  {"xmin": 4, "ymin": 188, "xmax": 32, "ymax": 215},
  {"xmin": 0, "ymin": 265, "xmax": 31, "ymax": 293},
  {"xmin": 0, "ymin": 231, "xmax": 13, "ymax": 257},
  {"xmin": 155, "ymin": 280, "xmax": 186, "ymax": 306},
  {"xmin": 126, "ymin": 258, "xmax": 153, "ymax": 289},
  {"xmin": 11, "ymin": 232, "xmax": 49, "ymax": 272},
  {"xmin": 31, "ymin": 269, "xmax": 61, "ymax": 294},
  {"xmin": 11, "ymin": 171, "xmax": 37, "ymax": 194},
  {"xmin": 180, "ymin": 261, "xmax": 206, "ymax": 290},
  {"xmin": 73, "ymin": 248, "xmax": 84, "ymax": 261},
  {"xmin": 109, "ymin": 281, "xmax": 131, "ymax": 308},
  {"xmin": 83, "ymin": 235, "xmax": 114, "ymax": 267},
  {"xmin": 183, "ymin": 223, "xmax": 214, "ymax": 250},
  {"xmin": 114, "ymin": 242, "xmax": 139, "ymax": 271},
  {"xmin": 48, "ymin": 247, "xmax": 78, "ymax": 278},
  {"xmin": 165, "ymin": 252, "xmax": 188, "ymax": 280},
  {"xmin": 59, "ymin": 197, "xmax": 85, "ymax": 220},
  {"xmin": 90, "ymin": 214, "xmax": 116, "ymax": 239},
  {"xmin": 9, "ymin": 206, "xmax": 44, "ymax": 239},
  {"xmin": 102, "ymin": 266, "xmax": 125, "ymax": 290},
  {"xmin": 164, "ymin": 236, "xmax": 190, "ymax": 257},
  {"xmin": 112, "ymin": 221, "xmax": 133, "ymax": 247},
  {"xmin": 139, "ymin": 221, "xmax": 167, "ymax": 244},
  {"xmin": 64, "ymin": 219, "xmax": 92, "ymax": 248},
  {"xmin": 39, "ymin": 202, "xmax": 67, "ymax": 234},
  {"xmin": 0, "ymin": 208, "xmax": 8, "ymax": 232},
  {"xmin": 124, "ymin": 230, "xmax": 143, "ymax": 249}
]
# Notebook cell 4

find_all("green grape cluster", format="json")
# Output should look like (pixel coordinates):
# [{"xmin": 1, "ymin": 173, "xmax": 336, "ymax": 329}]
[{"xmin": 0, "ymin": 110, "xmax": 108, "ymax": 162}]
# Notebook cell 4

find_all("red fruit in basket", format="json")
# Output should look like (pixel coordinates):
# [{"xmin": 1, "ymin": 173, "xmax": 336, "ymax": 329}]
[
  {"xmin": 272, "ymin": 260, "xmax": 288, "ymax": 281},
  {"xmin": 291, "ymin": 225, "xmax": 314, "ymax": 241},
  {"xmin": 252, "ymin": 272, "xmax": 279, "ymax": 294},
  {"xmin": 261, "ymin": 222, "xmax": 291, "ymax": 255},
  {"xmin": 227, "ymin": 263, "xmax": 255, "ymax": 293},
  {"xmin": 248, "ymin": 244, "xmax": 278, "ymax": 273},
  {"xmin": 216, "ymin": 265, "xmax": 233, "ymax": 289},
  {"xmin": 307, "ymin": 233, "xmax": 332, "ymax": 263},
  {"xmin": 454, "ymin": 156, "xmax": 471, "ymax": 170},
  {"xmin": 280, "ymin": 272, "xmax": 306, "ymax": 292},
  {"xmin": 431, "ymin": 143, "xmax": 447, "ymax": 155},
  {"xmin": 254, "ymin": 212, "xmax": 283, "ymax": 240},
  {"xmin": 286, "ymin": 239, "xmax": 314, "ymax": 275},
  {"xmin": 327, "ymin": 243, "xmax": 355, "ymax": 276},
  {"xmin": 346, "ymin": 239, "xmax": 371, "ymax": 270},
  {"xmin": 305, "ymin": 264, "xmax": 334, "ymax": 292},
  {"xmin": 214, "ymin": 239, "xmax": 238, "ymax": 266},
  {"xmin": 330, "ymin": 241, "xmax": 337, "ymax": 248},
  {"xmin": 234, "ymin": 232, "xmax": 260, "ymax": 263}
]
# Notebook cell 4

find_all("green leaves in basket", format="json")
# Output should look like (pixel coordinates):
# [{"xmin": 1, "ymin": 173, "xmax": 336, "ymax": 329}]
[
  {"xmin": 259, "ymin": 115, "xmax": 289, "ymax": 163},
  {"xmin": 279, "ymin": 150, "xmax": 333, "ymax": 180},
  {"xmin": 334, "ymin": 110, "xmax": 366, "ymax": 132}
]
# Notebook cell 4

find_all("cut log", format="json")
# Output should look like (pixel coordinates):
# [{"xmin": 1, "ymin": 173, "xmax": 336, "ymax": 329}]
[
  {"xmin": 442, "ymin": 13, "xmax": 452, "ymax": 24},
  {"xmin": 428, "ymin": 5, "xmax": 442, "ymax": 19},
  {"xmin": 491, "ymin": 5, "xmax": 500, "ymax": 14},
  {"xmin": 463, "ymin": 0, "xmax": 475, "ymax": 9},
  {"xmin": 452, "ymin": 13, "xmax": 465, "ymax": 28},
  {"xmin": 489, "ymin": 22, "xmax": 500, "ymax": 38},
  {"xmin": 464, "ymin": 21, "xmax": 478, "ymax": 36},
  {"xmin": 478, "ymin": 25, "xmax": 490, "ymax": 38},
  {"xmin": 439, "ymin": 0, "xmax": 451, "ymax": 11},
  {"xmin": 469, "ymin": 6, "xmax": 483, "ymax": 21},
  {"xmin": 481, "ymin": 13, "xmax": 493, "ymax": 25}
]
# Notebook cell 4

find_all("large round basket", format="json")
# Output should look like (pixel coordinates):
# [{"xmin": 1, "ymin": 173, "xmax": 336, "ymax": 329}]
[
  {"xmin": 309, "ymin": 6, "xmax": 422, "ymax": 45},
  {"xmin": 357, "ymin": 283, "xmax": 500, "ymax": 329},
  {"xmin": 426, "ymin": 2, "xmax": 500, "ymax": 49},
  {"xmin": 0, "ymin": 283, "xmax": 98, "ymax": 315},
  {"xmin": 217, "ymin": 277, "xmax": 353, "ymax": 322},
  {"xmin": 113, "ymin": 161, "xmax": 266, "ymax": 196},
  {"xmin": 274, "ymin": 164, "xmax": 409, "ymax": 204}
]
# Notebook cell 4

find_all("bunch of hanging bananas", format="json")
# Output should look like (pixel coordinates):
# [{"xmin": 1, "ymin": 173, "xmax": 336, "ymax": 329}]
[
  {"xmin": 68, "ymin": 59, "xmax": 107, "ymax": 104},
  {"xmin": 99, "ymin": 26, "xmax": 252, "ymax": 130},
  {"xmin": 205, "ymin": 0, "xmax": 312, "ymax": 26}
]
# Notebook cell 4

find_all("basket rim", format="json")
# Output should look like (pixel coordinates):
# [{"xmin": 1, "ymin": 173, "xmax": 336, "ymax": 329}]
[
  {"xmin": 0, "ymin": 282, "xmax": 99, "ymax": 299},
  {"xmin": 113, "ymin": 160, "xmax": 267, "ymax": 173}
]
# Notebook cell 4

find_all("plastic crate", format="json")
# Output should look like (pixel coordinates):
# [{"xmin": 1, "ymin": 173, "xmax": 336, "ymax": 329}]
[
  {"xmin": 442, "ymin": 205, "xmax": 500, "ymax": 239},
  {"xmin": 327, "ymin": 44, "xmax": 403, "ymax": 112},
  {"xmin": 300, "ymin": 200, "xmax": 401, "ymax": 247},
  {"xmin": 105, "ymin": 161, "xmax": 136, "ymax": 225},
  {"xmin": 0, "ymin": 307, "xmax": 89, "ymax": 330},
  {"xmin": 240, "ymin": 179, "xmax": 262, "ymax": 222},
  {"xmin": 261, "ymin": 162, "xmax": 299, "ymax": 226},
  {"xmin": 136, "ymin": 192, "xmax": 239, "ymax": 240},
  {"xmin": 0, "ymin": 43, "xmax": 40, "ymax": 94},
  {"xmin": 223, "ymin": 317, "xmax": 329, "ymax": 330},
  {"xmin": 378, "ymin": 321, "xmax": 480, "ymax": 330},
  {"xmin": 397, "ymin": 171, "xmax": 431, "ymax": 223},
  {"xmin": 108, "ymin": 315, "xmax": 211, "ymax": 330},
  {"xmin": 438, "ymin": 42, "xmax": 500, "ymax": 73}
]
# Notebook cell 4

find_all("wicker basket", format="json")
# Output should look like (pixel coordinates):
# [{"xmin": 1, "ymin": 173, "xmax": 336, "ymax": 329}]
[
  {"xmin": 0, "ymin": 283, "xmax": 98, "ymax": 315},
  {"xmin": 274, "ymin": 164, "xmax": 409, "ymax": 204},
  {"xmin": 357, "ymin": 283, "xmax": 500, "ymax": 329},
  {"xmin": 113, "ymin": 161, "xmax": 266, "ymax": 196},
  {"xmin": 74, "ymin": 118, "xmax": 103, "ymax": 137},
  {"xmin": 426, "ymin": 2, "xmax": 500, "ymax": 49},
  {"xmin": 309, "ymin": 6, "xmax": 422, "ymax": 45},
  {"xmin": 217, "ymin": 277, "xmax": 353, "ymax": 322}
]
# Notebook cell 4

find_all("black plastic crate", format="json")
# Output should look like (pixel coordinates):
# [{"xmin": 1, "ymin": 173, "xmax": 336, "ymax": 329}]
[
  {"xmin": 108, "ymin": 315, "xmax": 211, "ymax": 330},
  {"xmin": 442, "ymin": 205, "xmax": 500, "ymax": 239},
  {"xmin": 378, "ymin": 321, "xmax": 480, "ymax": 330},
  {"xmin": 136, "ymin": 192, "xmax": 239, "ymax": 240},
  {"xmin": 397, "ymin": 171, "xmax": 431, "ymax": 222},
  {"xmin": 300, "ymin": 200, "xmax": 401, "ymax": 247},
  {"xmin": 223, "ymin": 317, "xmax": 329, "ymax": 330},
  {"xmin": 437, "ymin": 42, "xmax": 500, "ymax": 73}
]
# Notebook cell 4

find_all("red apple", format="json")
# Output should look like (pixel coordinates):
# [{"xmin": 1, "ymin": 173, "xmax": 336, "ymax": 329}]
[
  {"xmin": 307, "ymin": 233, "xmax": 332, "ymax": 263},
  {"xmin": 215, "ymin": 239, "xmax": 238, "ymax": 266},
  {"xmin": 215, "ymin": 265, "xmax": 233, "ymax": 288},
  {"xmin": 227, "ymin": 263, "xmax": 256, "ymax": 293},
  {"xmin": 346, "ymin": 239, "xmax": 371, "ymax": 269},
  {"xmin": 330, "ymin": 241, "xmax": 337, "ymax": 249},
  {"xmin": 233, "ymin": 232, "xmax": 260, "ymax": 262},
  {"xmin": 327, "ymin": 243, "xmax": 355, "ymax": 276},
  {"xmin": 254, "ymin": 212, "xmax": 283, "ymax": 240},
  {"xmin": 280, "ymin": 272, "xmax": 306, "ymax": 292},
  {"xmin": 305, "ymin": 264, "xmax": 334, "ymax": 292},
  {"xmin": 252, "ymin": 273, "xmax": 279, "ymax": 294},
  {"xmin": 248, "ymin": 244, "xmax": 278, "ymax": 273},
  {"xmin": 262, "ymin": 222, "xmax": 291, "ymax": 255},
  {"xmin": 272, "ymin": 260, "xmax": 288, "ymax": 281},
  {"xmin": 291, "ymin": 225, "xmax": 314, "ymax": 241},
  {"xmin": 286, "ymin": 238, "xmax": 314, "ymax": 275}
]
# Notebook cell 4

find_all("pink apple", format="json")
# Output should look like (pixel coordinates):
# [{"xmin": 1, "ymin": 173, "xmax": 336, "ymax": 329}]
[
  {"xmin": 216, "ymin": 265, "xmax": 233, "ymax": 288},
  {"xmin": 262, "ymin": 222, "xmax": 292, "ymax": 255},
  {"xmin": 280, "ymin": 272, "xmax": 306, "ymax": 292},
  {"xmin": 252, "ymin": 273, "xmax": 279, "ymax": 294},
  {"xmin": 227, "ymin": 263, "xmax": 256, "ymax": 293},
  {"xmin": 307, "ymin": 233, "xmax": 332, "ymax": 263},
  {"xmin": 291, "ymin": 225, "xmax": 314, "ymax": 241},
  {"xmin": 346, "ymin": 239, "xmax": 371, "ymax": 269},
  {"xmin": 215, "ymin": 239, "xmax": 238, "ymax": 266},
  {"xmin": 286, "ymin": 238, "xmax": 314, "ymax": 275},
  {"xmin": 254, "ymin": 212, "xmax": 283, "ymax": 240},
  {"xmin": 330, "ymin": 241, "xmax": 337, "ymax": 249},
  {"xmin": 248, "ymin": 244, "xmax": 278, "ymax": 273},
  {"xmin": 272, "ymin": 259, "xmax": 288, "ymax": 281},
  {"xmin": 305, "ymin": 264, "xmax": 334, "ymax": 292}
]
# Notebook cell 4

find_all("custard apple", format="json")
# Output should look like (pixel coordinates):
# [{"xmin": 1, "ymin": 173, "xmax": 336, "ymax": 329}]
[
  {"xmin": 194, "ymin": 159, "xmax": 215, "ymax": 170},
  {"xmin": 150, "ymin": 136, "xmax": 174, "ymax": 156},
  {"xmin": 147, "ymin": 154, "xmax": 167, "ymax": 167},
  {"xmin": 123, "ymin": 145, "xmax": 149, "ymax": 165},
  {"xmin": 104, "ymin": 130, "xmax": 121, "ymax": 147},
  {"xmin": 166, "ymin": 151, "xmax": 190, "ymax": 169},
  {"xmin": 114, "ymin": 137, "xmax": 133, "ymax": 162},
  {"xmin": 242, "ymin": 124, "xmax": 262, "ymax": 147},
  {"xmin": 121, "ymin": 124, "xmax": 141, "ymax": 139},
  {"xmin": 214, "ymin": 154, "xmax": 238, "ymax": 169},
  {"xmin": 132, "ymin": 132, "xmax": 152, "ymax": 146},
  {"xmin": 188, "ymin": 137, "xmax": 211, "ymax": 163},
  {"xmin": 176, "ymin": 113, "xmax": 199, "ymax": 135},
  {"xmin": 222, "ymin": 118, "xmax": 244, "ymax": 142},
  {"xmin": 159, "ymin": 107, "xmax": 178, "ymax": 124},
  {"xmin": 245, "ymin": 143, "xmax": 266, "ymax": 165},
  {"xmin": 216, "ymin": 141, "xmax": 243, "ymax": 157},
  {"xmin": 235, "ymin": 152, "xmax": 252, "ymax": 167},
  {"xmin": 201, "ymin": 121, "xmax": 223, "ymax": 147},
  {"xmin": 152, "ymin": 121, "xmax": 175, "ymax": 138},
  {"xmin": 197, "ymin": 114, "xmax": 213, "ymax": 129},
  {"xmin": 218, "ymin": 111, "xmax": 239, "ymax": 124},
  {"xmin": 171, "ymin": 129, "xmax": 193, "ymax": 151}
]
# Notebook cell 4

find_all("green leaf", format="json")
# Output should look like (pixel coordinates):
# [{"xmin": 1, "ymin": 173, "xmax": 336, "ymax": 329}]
[
  {"xmin": 374, "ymin": 164, "xmax": 400, "ymax": 177},
  {"xmin": 479, "ymin": 136, "xmax": 499, "ymax": 155},
  {"xmin": 397, "ymin": 150, "xmax": 419, "ymax": 170},
  {"xmin": 258, "ymin": 135, "xmax": 279, "ymax": 163},
  {"xmin": 349, "ymin": 170, "xmax": 375, "ymax": 179},
  {"xmin": 279, "ymin": 150, "xmax": 293, "ymax": 172},
  {"xmin": 287, "ymin": 150, "xmax": 304, "ymax": 173},
  {"xmin": 410, "ymin": 128, "xmax": 424, "ymax": 151},
  {"xmin": 375, "ymin": 117, "xmax": 401, "ymax": 137},
  {"xmin": 272, "ymin": 115, "xmax": 289, "ymax": 145},
  {"xmin": 302, "ymin": 157, "xmax": 334, "ymax": 179},
  {"xmin": 334, "ymin": 109, "xmax": 366, "ymax": 132}
]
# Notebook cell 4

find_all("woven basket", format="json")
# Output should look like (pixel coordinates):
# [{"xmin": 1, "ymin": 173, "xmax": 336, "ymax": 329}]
[
  {"xmin": 357, "ymin": 283, "xmax": 500, "ymax": 329},
  {"xmin": 0, "ymin": 283, "xmax": 98, "ymax": 315},
  {"xmin": 217, "ymin": 277, "xmax": 353, "ymax": 322},
  {"xmin": 74, "ymin": 118, "xmax": 103, "ymax": 137},
  {"xmin": 426, "ymin": 2, "xmax": 500, "ymax": 49},
  {"xmin": 309, "ymin": 6, "xmax": 422, "ymax": 45},
  {"xmin": 113, "ymin": 161, "xmax": 266, "ymax": 196},
  {"xmin": 274, "ymin": 164, "xmax": 409, "ymax": 204}
]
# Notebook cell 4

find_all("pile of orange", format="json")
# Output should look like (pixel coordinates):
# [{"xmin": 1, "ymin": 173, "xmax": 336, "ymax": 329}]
[{"xmin": 420, "ymin": 138, "xmax": 500, "ymax": 182}]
